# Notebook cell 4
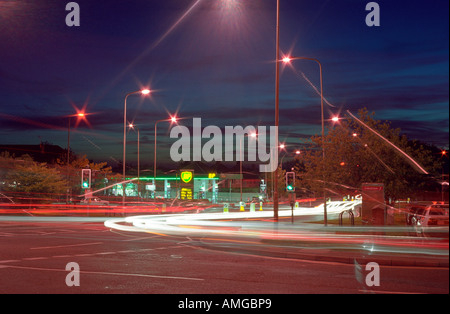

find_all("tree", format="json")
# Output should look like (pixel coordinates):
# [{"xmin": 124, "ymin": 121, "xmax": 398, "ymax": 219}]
[
  {"xmin": 1, "ymin": 152, "xmax": 114, "ymax": 201},
  {"xmin": 4, "ymin": 161, "xmax": 67, "ymax": 196},
  {"xmin": 299, "ymin": 108, "xmax": 441, "ymax": 201}
]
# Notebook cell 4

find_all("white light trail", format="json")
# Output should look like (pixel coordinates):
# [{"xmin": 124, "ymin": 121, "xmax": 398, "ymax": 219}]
[{"xmin": 347, "ymin": 110, "xmax": 429, "ymax": 175}]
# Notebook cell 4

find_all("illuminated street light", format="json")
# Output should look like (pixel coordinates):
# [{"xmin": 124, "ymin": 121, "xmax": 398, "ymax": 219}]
[
  {"xmin": 441, "ymin": 150, "xmax": 449, "ymax": 202},
  {"xmin": 279, "ymin": 55, "xmax": 328, "ymax": 226},
  {"xmin": 123, "ymin": 89, "xmax": 151, "ymax": 205},
  {"xmin": 274, "ymin": 0, "xmax": 281, "ymax": 222},
  {"xmin": 67, "ymin": 111, "xmax": 87, "ymax": 165},
  {"xmin": 129, "ymin": 123, "xmax": 141, "ymax": 194},
  {"xmin": 154, "ymin": 115, "xmax": 189, "ymax": 194},
  {"xmin": 239, "ymin": 133, "xmax": 259, "ymax": 202},
  {"xmin": 66, "ymin": 110, "xmax": 89, "ymax": 204},
  {"xmin": 222, "ymin": 0, "xmax": 281, "ymax": 221}
]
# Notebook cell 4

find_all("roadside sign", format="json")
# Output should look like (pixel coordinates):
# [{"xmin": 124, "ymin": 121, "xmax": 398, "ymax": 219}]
[{"xmin": 362, "ymin": 183, "xmax": 385, "ymax": 225}]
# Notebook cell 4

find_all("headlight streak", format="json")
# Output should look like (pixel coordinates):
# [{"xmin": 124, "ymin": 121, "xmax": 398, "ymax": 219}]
[{"xmin": 104, "ymin": 202, "xmax": 448, "ymax": 257}]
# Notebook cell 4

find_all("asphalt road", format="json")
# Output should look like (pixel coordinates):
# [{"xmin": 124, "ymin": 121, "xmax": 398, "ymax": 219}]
[{"xmin": 0, "ymin": 219, "xmax": 448, "ymax": 295}]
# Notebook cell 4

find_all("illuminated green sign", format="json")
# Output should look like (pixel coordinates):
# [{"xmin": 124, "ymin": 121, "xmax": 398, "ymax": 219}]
[{"xmin": 181, "ymin": 171, "xmax": 193, "ymax": 184}]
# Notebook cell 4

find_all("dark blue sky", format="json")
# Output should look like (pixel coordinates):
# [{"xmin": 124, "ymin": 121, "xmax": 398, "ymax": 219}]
[{"xmin": 0, "ymin": 0, "xmax": 448, "ymax": 166}]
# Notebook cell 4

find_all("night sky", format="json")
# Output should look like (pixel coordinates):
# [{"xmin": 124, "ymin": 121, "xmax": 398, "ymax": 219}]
[{"xmin": 0, "ymin": 0, "xmax": 448, "ymax": 167}]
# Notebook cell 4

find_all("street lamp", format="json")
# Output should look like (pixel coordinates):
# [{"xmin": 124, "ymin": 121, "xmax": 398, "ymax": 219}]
[
  {"xmin": 281, "ymin": 56, "xmax": 328, "ymax": 226},
  {"xmin": 274, "ymin": 0, "xmax": 281, "ymax": 222},
  {"xmin": 129, "ymin": 123, "xmax": 140, "ymax": 196},
  {"xmin": 441, "ymin": 150, "xmax": 448, "ymax": 202},
  {"xmin": 66, "ymin": 111, "xmax": 87, "ymax": 204},
  {"xmin": 154, "ymin": 116, "xmax": 189, "ymax": 194},
  {"xmin": 239, "ymin": 132, "xmax": 258, "ymax": 202},
  {"xmin": 332, "ymin": 116, "xmax": 340, "ymax": 123},
  {"xmin": 67, "ymin": 112, "xmax": 86, "ymax": 166},
  {"xmin": 123, "ymin": 89, "xmax": 151, "ymax": 205}
]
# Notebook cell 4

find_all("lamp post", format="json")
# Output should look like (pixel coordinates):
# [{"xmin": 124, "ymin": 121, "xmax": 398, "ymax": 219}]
[
  {"xmin": 129, "ymin": 124, "xmax": 140, "ymax": 197},
  {"xmin": 67, "ymin": 113, "xmax": 84, "ymax": 165},
  {"xmin": 442, "ymin": 150, "xmax": 448, "ymax": 203},
  {"xmin": 123, "ymin": 89, "xmax": 151, "ymax": 205},
  {"xmin": 239, "ymin": 132, "xmax": 258, "ymax": 202},
  {"xmin": 66, "ymin": 112, "xmax": 86, "ymax": 204},
  {"xmin": 281, "ymin": 56, "xmax": 328, "ymax": 226},
  {"xmin": 67, "ymin": 112, "xmax": 86, "ymax": 165},
  {"xmin": 273, "ymin": 0, "xmax": 281, "ymax": 222},
  {"xmin": 154, "ymin": 116, "xmax": 189, "ymax": 195}
]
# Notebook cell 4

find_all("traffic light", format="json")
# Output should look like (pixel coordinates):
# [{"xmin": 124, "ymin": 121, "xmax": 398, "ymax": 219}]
[
  {"xmin": 286, "ymin": 172, "xmax": 295, "ymax": 192},
  {"xmin": 81, "ymin": 169, "xmax": 91, "ymax": 189}
]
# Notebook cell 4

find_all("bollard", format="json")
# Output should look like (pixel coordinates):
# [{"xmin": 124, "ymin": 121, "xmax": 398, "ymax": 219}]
[
  {"xmin": 223, "ymin": 203, "xmax": 229, "ymax": 214},
  {"xmin": 240, "ymin": 201, "xmax": 245, "ymax": 212},
  {"xmin": 260, "ymin": 202, "xmax": 263, "ymax": 211},
  {"xmin": 295, "ymin": 202, "xmax": 299, "ymax": 209},
  {"xmin": 250, "ymin": 203, "xmax": 255, "ymax": 212}
]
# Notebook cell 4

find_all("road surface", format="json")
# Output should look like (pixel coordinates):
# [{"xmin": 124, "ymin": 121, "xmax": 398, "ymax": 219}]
[{"xmin": 0, "ymin": 218, "xmax": 448, "ymax": 294}]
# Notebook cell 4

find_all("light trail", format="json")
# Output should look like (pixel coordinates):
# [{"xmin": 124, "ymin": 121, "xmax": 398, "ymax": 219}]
[
  {"xmin": 291, "ymin": 66, "xmax": 336, "ymax": 108},
  {"xmin": 150, "ymin": 0, "xmax": 203, "ymax": 53},
  {"xmin": 78, "ymin": 177, "xmax": 139, "ymax": 198},
  {"xmin": 111, "ymin": 0, "xmax": 203, "ymax": 85},
  {"xmin": 347, "ymin": 110, "xmax": 429, "ymax": 175},
  {"xmin": 104, "ymin": 200, "xmax": 448, "ymax": 257}
]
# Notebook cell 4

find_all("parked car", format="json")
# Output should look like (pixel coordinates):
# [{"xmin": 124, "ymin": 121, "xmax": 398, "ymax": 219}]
[
  {"xmin": 406, "ymin": 204, "xmax": 427, "ymax": 225},
  {"xmin": 80, "ymin": 197, "xmax": 109, "ymax": 206},
  {"xmin": 411, "ymin": 204, "xmax": 449, "ymax": 227}
]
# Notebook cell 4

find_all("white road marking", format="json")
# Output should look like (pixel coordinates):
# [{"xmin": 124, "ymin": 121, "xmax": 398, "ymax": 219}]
[
  {"xmin": 1, "ymin": 265, "xmax": 204, "ymax": 281},
  {"xmin": 31, "ymin": 242, "xmax": 103, "ymax": 250}
]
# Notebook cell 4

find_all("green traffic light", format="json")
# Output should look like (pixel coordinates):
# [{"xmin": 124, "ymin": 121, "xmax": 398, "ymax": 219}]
[{"xmin": 287, "ymin": 185, "xmax": 294, "ymax": 191}]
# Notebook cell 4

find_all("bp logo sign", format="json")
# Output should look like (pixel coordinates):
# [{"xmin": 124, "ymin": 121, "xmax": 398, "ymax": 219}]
[{"xmin": 181, "ymin": 171, "xmax": 193, "ymax": 184}]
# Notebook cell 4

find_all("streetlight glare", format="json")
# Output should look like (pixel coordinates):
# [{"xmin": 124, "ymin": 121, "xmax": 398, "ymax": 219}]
[
  {"xmin": 219, "ymin": 0, "xmax": 240, "ymax": 10},
  {"xmin": 332, "ymin": 116, "xmax": 340, "ymax": 122},
  {"xmin": 282, "ymin": 57, "xmax": 292, "ymax": 63},
  {"xmin": 141, "ymin": 89, "xmax": 151, "ymax": 95}
]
